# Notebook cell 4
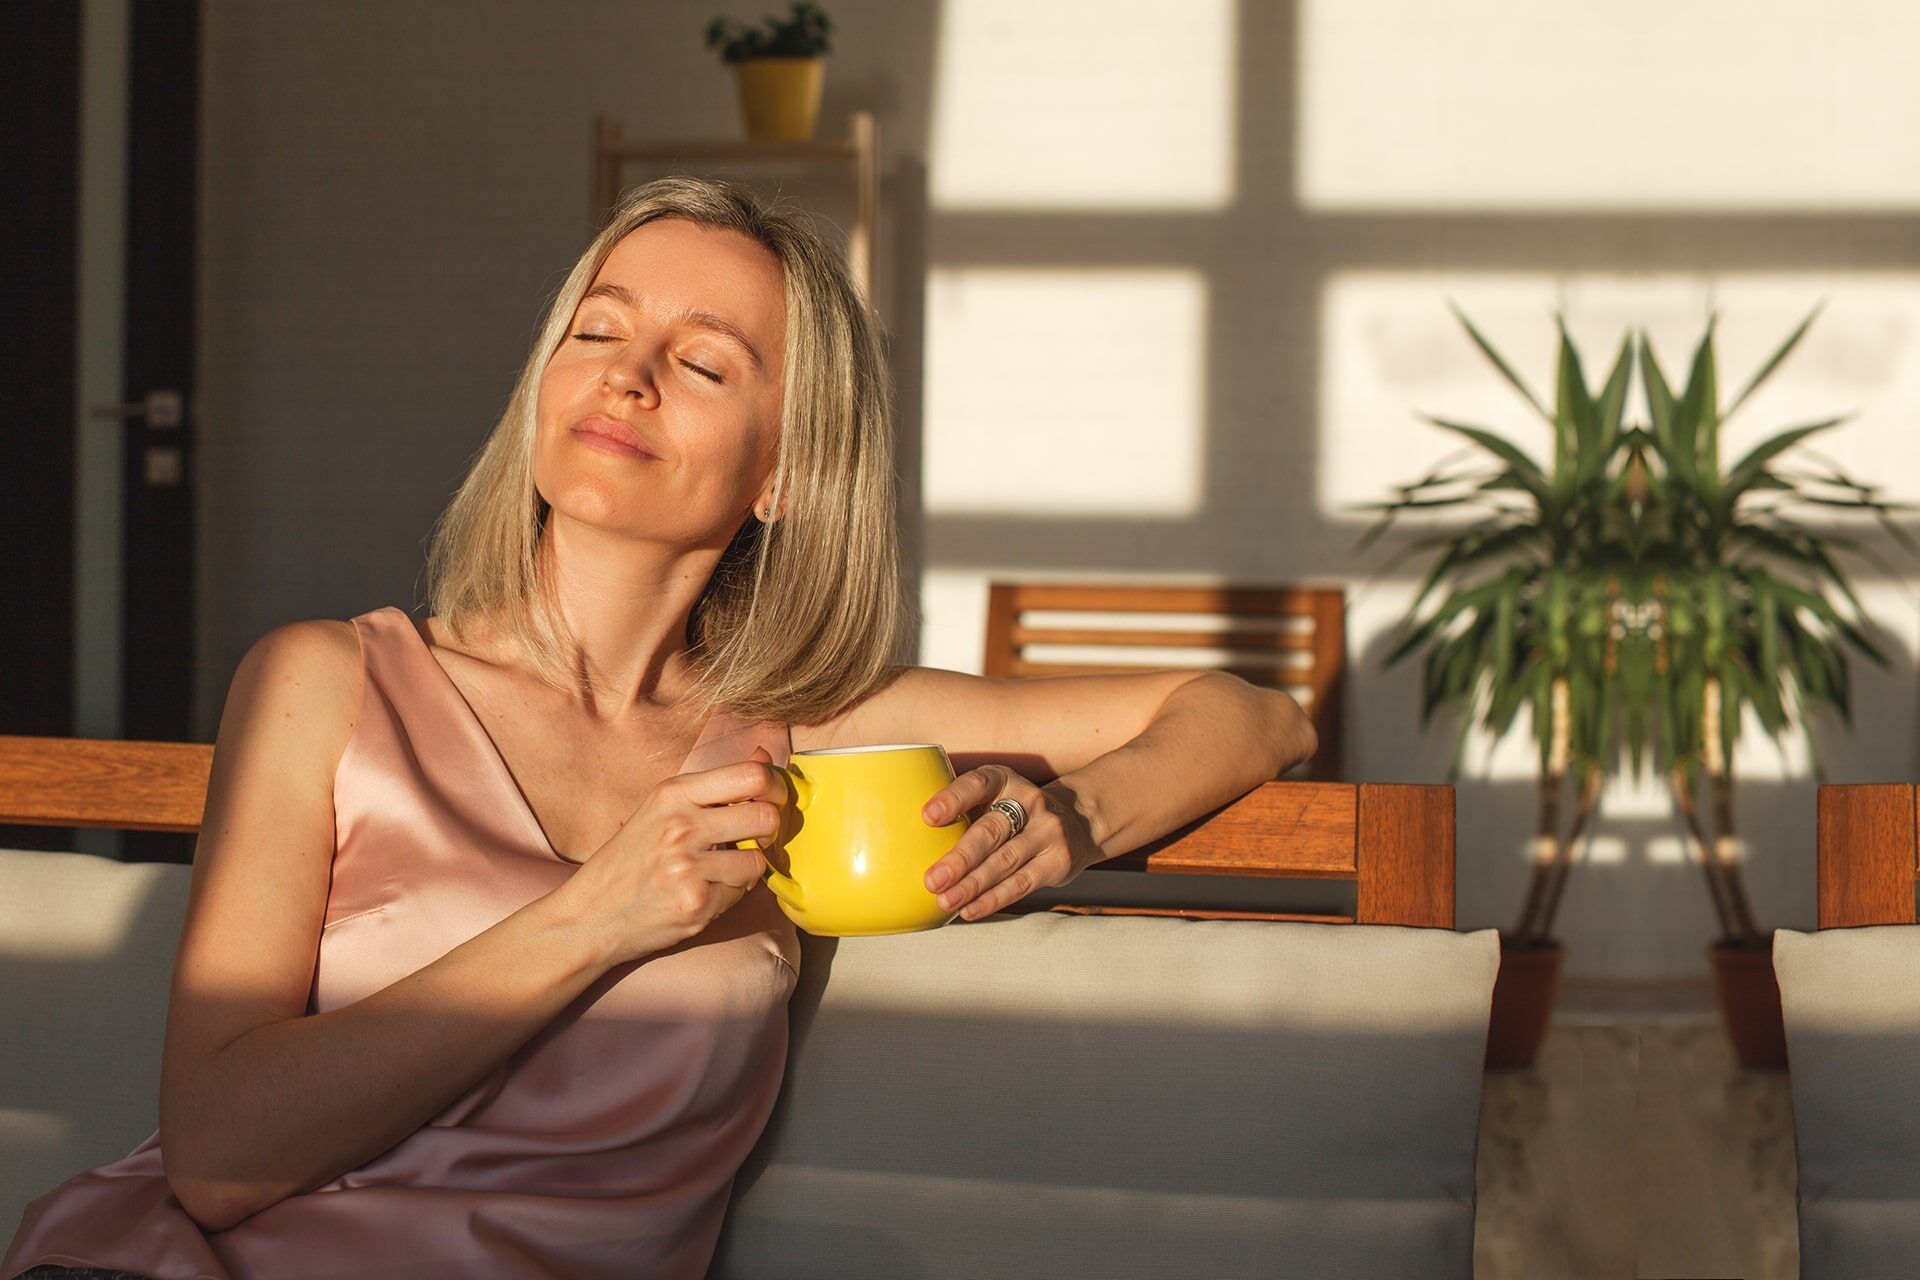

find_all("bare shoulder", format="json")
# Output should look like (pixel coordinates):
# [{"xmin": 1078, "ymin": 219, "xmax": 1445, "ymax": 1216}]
[
  {"xmin": 220, "ymin": 618, "xmax": 365, "ymax": 771},
  {"xmin": 234, "ymin": 618, "xmax": 362, "ymax": 716},
  {"xmin": 241, "ymin": 616, "xmax": 360, "ymax": 673}
]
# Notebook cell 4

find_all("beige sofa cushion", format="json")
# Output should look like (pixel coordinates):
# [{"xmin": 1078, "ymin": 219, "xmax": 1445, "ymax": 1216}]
[
  {"xmin": 712, "ymin": 912, "xmax": 1499, "ymax": 1280},
  {"xmin": 0, "ymin": 848, "xmax": 191, "ymax": 1233},
  {"xmin": 1774, "ymin": 925, "xmax": 1920, "ymax": 1279},
  {"xmin": 1, "ymin": 848, "xmax": 1498, "ymax": 1280}
]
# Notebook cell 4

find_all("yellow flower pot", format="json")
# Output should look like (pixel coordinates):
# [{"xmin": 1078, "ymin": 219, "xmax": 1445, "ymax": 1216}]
[{"xmin": 732, "ymin": 56, "xmax": 824, "ymax": 142}]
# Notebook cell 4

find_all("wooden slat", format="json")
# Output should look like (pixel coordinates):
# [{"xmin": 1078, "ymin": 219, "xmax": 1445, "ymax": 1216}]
[
  {"xmin": 1011, "ymin": 625, "xmax": 1317, "ymax": 652},
  {"xmin": 1017, "ymin": 903, "xmax": 1353, "ymax": 925},
  {"xmin": 1004, "ymin": 584, "xmax": 1335, "ymax": 617},
  {"xmin": 0, "ymin": 735, "xmax": 1452, "ymax": 929},
  {"xmin": 1098, "ymin": 782, "xmax": 1358, "ymax": 878},
  {"xmin": 605, "ymin": 138, "xmax": 859, "ymax": 162},
  {"xmin": 1308, "ymin": 589, "xmax": 1346, "ymax": 781},
  {"xmin": 1816, "ymin": 783, "xmax": 1918, "ymax": 928},
  {"xmin": 982, "ymin": 582, "xmax": 1020, "ymax": 680},
  {"xmin": 1355, "ymin": 783, "xmax": 1454, "ymax": 928},
  {"xmin": 0, "ymin": 735, "xmax": 212, "ymax": 832}
]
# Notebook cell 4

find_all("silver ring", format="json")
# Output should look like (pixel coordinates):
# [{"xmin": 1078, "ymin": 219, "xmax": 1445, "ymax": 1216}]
[{"xmin": 987, "ymin": 797, "xmax": 1028, "ymax": 839}]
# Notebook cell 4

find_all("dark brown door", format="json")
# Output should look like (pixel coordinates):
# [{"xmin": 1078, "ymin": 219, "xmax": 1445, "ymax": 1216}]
[
  {"xmin": 1, "ymin": 1, "xmax": 199, "ymax": 861},
  {"xmin": 118, "ymin": 0, "xmax": 200, "ymax": 862}
]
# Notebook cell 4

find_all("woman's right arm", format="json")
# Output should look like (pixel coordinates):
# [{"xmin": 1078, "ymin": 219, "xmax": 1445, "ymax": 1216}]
[{"xmin": 158, "ymin": 620, "xmax": 786, "ymax": 1233}]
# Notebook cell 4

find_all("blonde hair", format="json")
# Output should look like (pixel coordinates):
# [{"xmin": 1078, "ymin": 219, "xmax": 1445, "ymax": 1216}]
[{"xmin": 423, "ymin": 175, "xmax": 910, "ymax": 727}]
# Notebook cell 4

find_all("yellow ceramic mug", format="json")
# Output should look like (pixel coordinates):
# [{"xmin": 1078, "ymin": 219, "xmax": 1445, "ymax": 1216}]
[{"xmin": 739, "ymin": 743, "xmax": 971, "ymax": 936}]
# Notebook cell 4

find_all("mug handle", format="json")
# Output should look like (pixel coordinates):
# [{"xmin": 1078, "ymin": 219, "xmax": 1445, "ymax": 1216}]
[{"xmin": 740, "ymin": 763, "xmax": 812, "ymax": 910}]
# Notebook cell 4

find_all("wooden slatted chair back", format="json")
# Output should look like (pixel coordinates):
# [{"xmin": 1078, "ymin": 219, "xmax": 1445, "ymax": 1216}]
[{"xmin": 982, "ymin": 582, "xmax": 1345, "ymax": 780}]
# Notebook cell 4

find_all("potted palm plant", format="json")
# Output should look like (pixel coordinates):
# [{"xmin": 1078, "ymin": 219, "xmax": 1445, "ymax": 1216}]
[
  {"xmin": 1636, "ymin": 305, "xmax": 1912, "ymax": 1069},
  {"xmin": 705, "ymin": 1, "xmax": 834, "ymax": 142},
  {"xmin": 1361, "ymin": 304, "xmax": 1637, "ymax": 1070}
]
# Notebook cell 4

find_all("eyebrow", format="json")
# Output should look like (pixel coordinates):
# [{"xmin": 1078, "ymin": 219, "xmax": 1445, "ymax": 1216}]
[{"xmin": 580, "ymin": 282, "xmax": 767, "ymax": 373}]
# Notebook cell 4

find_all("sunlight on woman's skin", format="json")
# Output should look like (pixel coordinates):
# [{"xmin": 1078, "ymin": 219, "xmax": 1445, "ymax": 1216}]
[{"xmin": 527, "ymin": 218, "xmax": 789, "ymax": 716}]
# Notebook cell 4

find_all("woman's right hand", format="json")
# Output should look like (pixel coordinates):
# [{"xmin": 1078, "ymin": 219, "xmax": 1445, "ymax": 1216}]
[{"xmin": 563, "ymin": 745, "xmax": 793, "ymax": 967}]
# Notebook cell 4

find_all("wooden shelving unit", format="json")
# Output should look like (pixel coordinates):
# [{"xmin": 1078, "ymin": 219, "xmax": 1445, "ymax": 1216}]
[{"xmin": 591, "ymin": 109, "xmax": 878, "ymax": 304}]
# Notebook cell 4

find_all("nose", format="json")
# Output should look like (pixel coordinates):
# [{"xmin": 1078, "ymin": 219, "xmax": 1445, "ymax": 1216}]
[{"xmin": 599, "ymin": 344, "xmax": 659, "ymax": 407}]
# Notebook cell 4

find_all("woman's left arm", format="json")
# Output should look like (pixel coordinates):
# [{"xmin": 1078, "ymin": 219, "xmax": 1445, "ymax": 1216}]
[{"xmin": 914, "ymin": 672, "xmax": 1317, "ymax": 921}]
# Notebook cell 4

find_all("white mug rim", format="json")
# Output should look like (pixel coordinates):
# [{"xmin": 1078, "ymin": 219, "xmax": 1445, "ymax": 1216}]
[{"xmin": 791, "ymin": 742, "xmax": 945, "ymax": 758}]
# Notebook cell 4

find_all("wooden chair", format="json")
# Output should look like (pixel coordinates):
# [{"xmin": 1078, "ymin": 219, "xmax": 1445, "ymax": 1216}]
[
  {"xmin": 1814, "ymin": 783, "xmax": 1920, "ymax": 926},
  {"xmin": 982, "ymin": 581, "xmax": 1345, "ymax": 781},
  {"xmin": 0, "ymin": 733, "xmax": 1451, "ymax": 928}
]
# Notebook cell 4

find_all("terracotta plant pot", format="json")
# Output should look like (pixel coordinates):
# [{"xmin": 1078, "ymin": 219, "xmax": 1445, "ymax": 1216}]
[
  {"xmin": 1709, "ymin": 936, "xmax": 1788, "ymax": 1071},
  {"xmin": 1484, "ymin": 936, "xmax": 1564, "ymax": 1071},
  {"xmin": 733, "ymin": 57, "xmax": 824, "ymax": 141}
]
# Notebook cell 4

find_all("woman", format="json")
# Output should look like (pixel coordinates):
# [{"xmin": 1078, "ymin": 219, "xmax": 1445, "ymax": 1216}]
[{"xmin": 4, "ymin": 175, "xmax": 1315, "ymax": 1280}]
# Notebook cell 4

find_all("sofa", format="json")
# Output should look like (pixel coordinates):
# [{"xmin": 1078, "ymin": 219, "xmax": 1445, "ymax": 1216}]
[{"xmin": 0, "ymin": 737, "xmax": 1498, "ymax": 1279}]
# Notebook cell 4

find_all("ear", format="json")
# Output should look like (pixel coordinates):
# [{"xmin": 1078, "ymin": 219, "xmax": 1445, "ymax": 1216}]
[{"xmin": 751, "ymin": 487, "xmax": 783, "ymax": 523}]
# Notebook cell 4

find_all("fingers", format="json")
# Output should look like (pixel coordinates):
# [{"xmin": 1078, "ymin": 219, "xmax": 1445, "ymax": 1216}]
[
  {"xmin": 705, "ymin": 796, "xmax": 784, "ymax": 849},
  {"xmin": 679, "ymin": 753, "xmax": 793, "ymax": 807},
  {"xmin": 930, "ymin": 811, "xmax": 1031, "ymax": 914},
  {"xmin": 924, "ymin": 800, "xmax": 1020, "ymax": 897},
  {"xmin": 921, "ymin": 764, "xmax": 1007, "ymax": 827},
  {"xmin": 961, "ymin": 846, "xmax": 1072, "ymax": 921},
  {"xmin": 698, "ymin": 847, "xmax": 769, "ymax": 889}
]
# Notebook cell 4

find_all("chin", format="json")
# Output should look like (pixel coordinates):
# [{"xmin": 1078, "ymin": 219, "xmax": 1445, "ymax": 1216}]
[{"xmin": 539, "ymin": 470, "xmax": 633, "ymax": 529}]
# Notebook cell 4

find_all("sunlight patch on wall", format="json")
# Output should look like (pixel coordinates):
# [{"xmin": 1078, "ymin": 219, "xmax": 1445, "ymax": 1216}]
[
  {"xmin": 1297, "ymin": 0, "xmax": 1920, "ymax": 210},
  {"xmin": 930, "ymin": 0, "xmax": 1236, "ymax": 210},
  {"xmin": 0, "ymin": 1107, "xmax": 69, "ymax": 1149},
  {"xmin": 1582, "ymin": 836, "xmax": 1626, "ymax": 867},
  {"xmin": 917, "ymin": 568, "xmax": 991, "ymax": 673},
  {"xmin": 1644, "ymin": 836, "xmax": 1690, "ymax": 867},
  {"xmin": 924, "ymin": 268, "xmax": 1207, "ymax": 515},
  {"xmin": 1318, "ymin": 271, "xmax": 1920, "ymax": 530}
]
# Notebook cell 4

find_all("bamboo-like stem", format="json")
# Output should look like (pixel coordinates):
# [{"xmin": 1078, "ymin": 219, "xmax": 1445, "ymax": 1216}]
[
  {"xmin": 1510, "ymin": 775, "xmax": 1562, "ymax": 944},
  {"xmin": 1707, "ymin": 771, "xmax": 1762, "ymax": 945},
  {"xmin": 1510, "ymin": 677, "xmax": 1572, "ymax": 944},
  {"xmin": 1701, "ymin": 677, "xmax": 1762, "ymax": 946},
  {"xmin": 1534, "ymin": 766, "xmax": 1605, "ymax": 939},
  {"xmin": 1670, "ymin": 764, "xmax": 1741, "ymax": 944}
]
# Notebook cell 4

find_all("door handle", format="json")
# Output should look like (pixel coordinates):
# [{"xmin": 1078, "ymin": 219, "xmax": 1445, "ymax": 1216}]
[{"xmin": 88, "ymin": 389, "xmax": 183, "ymax": 428}]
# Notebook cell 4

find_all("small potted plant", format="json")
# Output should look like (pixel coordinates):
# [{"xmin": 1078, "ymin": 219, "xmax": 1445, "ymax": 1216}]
[
  {"xmin": 705, "ymin": 1, "xmax": 834, "ymax": 142},
  {"xmin": 1361, "ymin": 304, "xmax": 1637, "ymax": 1070}
]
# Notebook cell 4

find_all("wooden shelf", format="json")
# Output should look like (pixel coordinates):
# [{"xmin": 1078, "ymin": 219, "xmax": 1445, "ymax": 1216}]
[
  {"xmin": 600, "ymin": 137, "xmax": 859, "ymax": 163},
  {"xmin": 591, "ymin": 109, "xmax": 878, "ymax": 304}
]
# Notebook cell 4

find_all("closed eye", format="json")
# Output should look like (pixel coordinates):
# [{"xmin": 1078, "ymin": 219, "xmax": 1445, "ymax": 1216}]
[{"xmin": 569, "ymin": 333, "xmax": 723, "ymax": 383}]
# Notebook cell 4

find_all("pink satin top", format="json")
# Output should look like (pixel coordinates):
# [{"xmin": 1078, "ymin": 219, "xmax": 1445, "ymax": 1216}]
[{"xmin": 4, "ymin": 604, "xmax": 800, "ymax": 1280}]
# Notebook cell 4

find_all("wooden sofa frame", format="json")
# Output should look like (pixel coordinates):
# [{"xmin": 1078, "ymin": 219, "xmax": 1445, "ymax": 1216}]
[
  {"xmin": 1816, "ymin": 783, "xmax": 1920, "ymax": 927},
  {"xmin": 0, "ymin": 734, "xmax": 1453, "ymax": 929}
]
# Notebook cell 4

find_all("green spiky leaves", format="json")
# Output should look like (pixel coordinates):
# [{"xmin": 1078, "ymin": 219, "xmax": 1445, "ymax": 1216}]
[{"xmin": 1364, "ymin": 303, "xmax": 1908, "ymax": 787}]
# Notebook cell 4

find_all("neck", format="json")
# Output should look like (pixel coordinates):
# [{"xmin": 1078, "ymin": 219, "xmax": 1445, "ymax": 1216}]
[{"xmin": 531, "ymin": 510, "xmax": 733, "ymax": 719}]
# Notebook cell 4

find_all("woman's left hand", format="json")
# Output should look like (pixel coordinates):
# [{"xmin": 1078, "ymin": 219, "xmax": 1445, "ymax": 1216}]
[{"xmin": 919, "ymin": 764, "xmax": 1104, "ymax": 921}]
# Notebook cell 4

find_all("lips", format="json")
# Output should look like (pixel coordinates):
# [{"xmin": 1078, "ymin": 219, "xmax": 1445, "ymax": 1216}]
[{"xmin": 569, "ymin": 415, "xmax": 658, "ymax": 460}]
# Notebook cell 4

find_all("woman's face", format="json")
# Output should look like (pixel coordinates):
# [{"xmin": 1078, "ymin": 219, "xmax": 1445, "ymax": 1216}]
[{"xmin": 533, "ymin": 218, "xmax": 788, "ymax": 545}]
